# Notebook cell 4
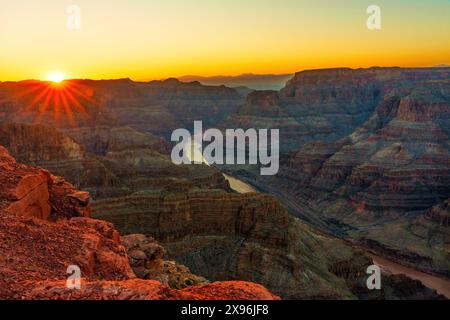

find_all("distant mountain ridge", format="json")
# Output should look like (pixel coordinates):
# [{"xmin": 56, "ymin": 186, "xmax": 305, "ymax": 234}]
[{"xmin": 178, "ymin": 73, "xmax": 294, "ymax": 90}]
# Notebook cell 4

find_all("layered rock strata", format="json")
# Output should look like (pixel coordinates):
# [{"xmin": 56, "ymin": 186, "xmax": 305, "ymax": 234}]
[
  {"xmin": 222, "ymin": 73, "xmax": 450, "ymax": 276},
  {"xmin": 0, "ymin": 146, "xmax": 279, "ymax": 300}
]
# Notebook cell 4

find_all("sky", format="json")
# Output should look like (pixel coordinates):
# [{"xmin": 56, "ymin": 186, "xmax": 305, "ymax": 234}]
[{"xmin": 0, "ymin": 0, "xmax": 449, "ymax": 81}]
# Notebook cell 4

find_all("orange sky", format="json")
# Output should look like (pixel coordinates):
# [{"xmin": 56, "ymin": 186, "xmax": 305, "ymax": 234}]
[{"xmin": 0, "ymin": 0, "xmax": 449, "ymax": 81}]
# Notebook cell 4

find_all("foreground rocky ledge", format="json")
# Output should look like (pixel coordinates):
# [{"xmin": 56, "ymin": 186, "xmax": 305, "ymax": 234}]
[
  {"xmin": 27, "ymin": 280, "xmax": 279, "ymax": 300},
  {"xmin": 0, "ymin": 146, "xmax": 279, "ymax": 300}
]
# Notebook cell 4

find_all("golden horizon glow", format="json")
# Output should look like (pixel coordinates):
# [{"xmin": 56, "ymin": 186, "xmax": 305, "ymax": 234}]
[{"xmin": 0, "ymin": 0, "xmax": 449, "ymax": 81}]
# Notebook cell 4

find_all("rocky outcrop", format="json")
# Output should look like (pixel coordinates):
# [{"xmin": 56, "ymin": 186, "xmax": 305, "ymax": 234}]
[
  {"xmin": 0, "ymin": 146, "xmax": 91, "ymax": 219},
  {"xmin": 122, "ymin": 234, "xmax": 209, "ymax": 289},
  {"xmin": 0, "ymin": 212, "xmax": 279, "ymax": 300},
  {"xmin": 25, "ymin": 279, "xmax": 280, "ymax": 300},
  {"xmin": 0, "ymin": 146, "xmax": 279, "ymax": 300},
  {"xmin": 0, "ymin": 212, "xmax": 133, "ymax": 298}
]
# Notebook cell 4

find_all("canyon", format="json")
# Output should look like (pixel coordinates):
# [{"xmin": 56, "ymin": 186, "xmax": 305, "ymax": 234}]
[
  {"xmin": 0, "ymin": 141, "xmax": 442, "ymax": 300},
  {"xmin": 219, "ymin": 67, "xmax": 450, "ymax": 279},
  {"xmin": 0, "ymin": 67, "xmax": 448, "ymax": 300}
]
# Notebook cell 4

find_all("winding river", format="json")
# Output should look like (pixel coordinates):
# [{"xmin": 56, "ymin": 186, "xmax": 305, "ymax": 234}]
[{"xmin": 223, "ymin": 173, "xmax": 450, "ymax": 299}]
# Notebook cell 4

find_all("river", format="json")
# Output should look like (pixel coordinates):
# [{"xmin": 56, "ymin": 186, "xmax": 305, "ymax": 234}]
[
  {"xmin": 223, "ymin": 173, "xmax": 450, "ymax": 298},
  {"xmin": 370, "ymin": 254, "xmax": 450, "ymax": 298},
  {"xmin": 223, "ymin": 174, "xmax": 257, "ymax": 193}
]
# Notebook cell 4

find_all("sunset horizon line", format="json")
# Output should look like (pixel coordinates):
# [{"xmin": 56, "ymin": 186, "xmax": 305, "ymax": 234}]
[{"xmin": 1, "ymin": 63, "xmax": 449, "ymax": 83}]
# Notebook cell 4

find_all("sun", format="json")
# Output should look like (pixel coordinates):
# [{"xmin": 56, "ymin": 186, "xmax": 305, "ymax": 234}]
[{"xmin": 46, "ymin": 72, "xmax": 66, "ymax": 83}]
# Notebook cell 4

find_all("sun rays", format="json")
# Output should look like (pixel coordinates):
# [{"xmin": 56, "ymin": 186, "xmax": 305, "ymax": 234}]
[{"xmin": 17, "ymin": 80, "xmax": 98, "ymax": 128}]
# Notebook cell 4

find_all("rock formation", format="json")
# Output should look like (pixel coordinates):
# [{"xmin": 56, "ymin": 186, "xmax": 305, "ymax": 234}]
[
  {"xmin": 222, "ymin": 90, "xmax": 306, "ymax": 151},
  {"xmin": 0, "ymin": 146, "xmax": 279, "ymax": 300},
  {"xmin": 222, "ymin": 67, "xmax": 449, "ymax": 152},
  {"xmin": 222, "ymin": 68, "xmax": 450, "ymax": 277},
  {"xmin": 94, "ymin": 187, "xmax": 445, "ymax": 300},
  {"xmin": 0, "ymin": 145, "xmax": 91, "ymax": 219},
  {"xmin": 122, "ymin": 234, "xmax": 209, "ymax": 289},
  {"xmin": 25, "ymin": 280, "xmax": 279, "ymax": 300}
]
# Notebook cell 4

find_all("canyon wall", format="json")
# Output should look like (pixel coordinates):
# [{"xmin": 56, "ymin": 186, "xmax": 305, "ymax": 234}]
[{"xmin": 222, "ymin": 68, "xmax": 450, "ymax": 276}]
